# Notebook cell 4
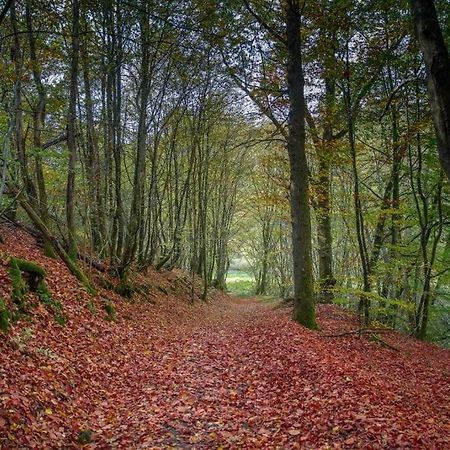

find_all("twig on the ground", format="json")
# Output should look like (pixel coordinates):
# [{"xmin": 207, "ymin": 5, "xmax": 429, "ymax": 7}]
[
  {"xmin": 321, "ymin": 328, "xmax": 400, "ymax": 351},
  {"xmin": 321, "ymin": 328, "xmax": 392, "ymax": 338}
]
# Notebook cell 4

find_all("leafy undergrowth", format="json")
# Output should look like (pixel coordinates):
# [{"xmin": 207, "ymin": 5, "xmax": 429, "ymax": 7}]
[{"xmin": 1, "ymin": 224, "xmax": 450, "ymax": 449}]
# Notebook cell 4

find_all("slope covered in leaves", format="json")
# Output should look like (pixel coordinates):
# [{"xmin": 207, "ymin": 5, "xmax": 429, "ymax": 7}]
[{"xmin": 0, "ymin": 223, "xmax": 449, "ymax": 449}]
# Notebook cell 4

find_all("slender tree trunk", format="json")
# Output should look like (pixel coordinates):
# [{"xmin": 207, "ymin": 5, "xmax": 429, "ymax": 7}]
[
  {"xmin": 11, "ymin": 1, "xmax": 36, "ymax": 203},
  {"xmin": 113, "ymin": 3, "xmax": 124, "ymax": 259},
  {"xmin": 81, "ymin": 35, "xmax": 103, "ymax": 253},
  {"xmin": 25, "ymin": 1, "xmax": 55, "ymax": 258},
  {"xmin": 345, "ymin": 39, "xmax": 370, "ymax": 326},
  {"xmin": 284, "ymin": 0, "xmax": 317, "ymax": 329},
  {"xmin": 16, "ymin": 193, "xmax": 96, "ymax": 295},
  {"xmin": 120, "ymin": 9, "xmax": 150, "ymax": 277},
  {"xmin": 66, "ymin": 0, "xmax": 80, "ymax": 260},
  {"xmin": 316, "ymin": 72, "xmax": 337, "ymax": 303},
  {"xmin": 316, "ymin": 148, "xmax": 334, "ymax": 303}
]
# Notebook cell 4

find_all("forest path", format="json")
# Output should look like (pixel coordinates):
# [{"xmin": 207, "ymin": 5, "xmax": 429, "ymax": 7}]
[
  {"xmin": 88, "ymin": 296, "xmax": 450, "ymax": 449},
  {"xmin": 3, "ymin": 288, "xmax": 449, "ymax": 448}
]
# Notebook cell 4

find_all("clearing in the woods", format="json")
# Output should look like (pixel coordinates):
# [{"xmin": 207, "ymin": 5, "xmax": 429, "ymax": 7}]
[{"xmin": 1, "ymin": 224, "xmax": 450, "ymax": 449}]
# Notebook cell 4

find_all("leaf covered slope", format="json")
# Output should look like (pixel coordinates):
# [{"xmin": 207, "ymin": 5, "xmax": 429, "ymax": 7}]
[{"xmin": 0, "ymin": 223, "xmax": 449, "ymax": 449}]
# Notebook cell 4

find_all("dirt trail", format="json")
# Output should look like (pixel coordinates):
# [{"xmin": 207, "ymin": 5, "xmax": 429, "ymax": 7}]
[
  {"xmin": 2, "ymin": 294, "xmax": 450, "ymax": 449},
  {"xmin": 82, "ymin": 297, "xmax": 450, "ymax": 449}
]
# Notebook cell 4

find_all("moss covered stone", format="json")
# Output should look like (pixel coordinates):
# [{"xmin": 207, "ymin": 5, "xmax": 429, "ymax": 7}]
[
  {"xmin": 8, "ymin": 258, "xmax": 66, "ymax": 325},
  {"xmin": 13, "ymin": 258, "xmax": 46, "ymax": 277}
]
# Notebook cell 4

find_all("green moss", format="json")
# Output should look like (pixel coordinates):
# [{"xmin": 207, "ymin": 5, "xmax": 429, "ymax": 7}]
[
  {"xmin": 9, "ymin": 259, "xmax": 28, "ymax": 311},
  {"xmin": 8, "ymin": 256, "xmax": 68, "ymax": 326},
  {"xmin": 36, "ymin": 280, "xmax": 67, "ymax": 326},
  {"xmin": 0, "ymin": 298, "xmax": 11, "ymax": 332},
  {"xmin": 103, "ymin": 301, "xmax": 116, "ymax": 321},
  {"xmin": 293, "ymin": 299, "xmax": 318, "ymax": 330},
  {"xmin": 13, "ymin": 258, "xmax": 46, "ymax": 277},
  {"xmin": 114, "ymin": 282, "xmax": 135, "ymax": 298},
  {"xmin": 66, "ymin": 259, "xmax": 96, "ymax": 295},
  {"xmin": 36, "ymin": 280, "xmax": 52, "ymax": 302},
  {"xmin": 54, "ymin": 314, "xmax": 67, "ymax": 326}
]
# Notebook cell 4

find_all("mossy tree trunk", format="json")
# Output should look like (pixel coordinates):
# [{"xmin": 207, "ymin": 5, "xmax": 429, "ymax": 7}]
[{"xmin": 17, "ymin": 194, "xmax": 96, "ymax": 295}]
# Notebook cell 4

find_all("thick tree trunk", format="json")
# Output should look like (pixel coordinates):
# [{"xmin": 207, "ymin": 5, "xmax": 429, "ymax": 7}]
[
  {"xmin": 284, "ymin": 0, "xmax": 317, "ymax": 329},
  {"xmin": 410, "ymin": 0, "xmax": 450, "ymax": 182}
]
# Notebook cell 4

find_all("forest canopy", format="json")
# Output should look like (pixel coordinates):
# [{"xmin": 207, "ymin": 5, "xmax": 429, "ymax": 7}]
[{"xmin": 0, "ymin": 0, "xmax": 450, "ymax": 344}]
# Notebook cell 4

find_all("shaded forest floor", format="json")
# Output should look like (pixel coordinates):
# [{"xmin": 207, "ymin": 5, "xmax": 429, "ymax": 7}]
[{"xmin": 1, "ymin": 224, "xmax": 450, "ymax": 449}]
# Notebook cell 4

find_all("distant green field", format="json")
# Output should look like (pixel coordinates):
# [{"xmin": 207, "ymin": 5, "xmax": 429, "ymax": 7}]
[{"xmin": 226, "ymin": 270, "xmax": 255, "ymax": 296}]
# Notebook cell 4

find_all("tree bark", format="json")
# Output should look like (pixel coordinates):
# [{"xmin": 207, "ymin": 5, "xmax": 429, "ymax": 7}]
[
  {"xmin": 120, "ymin": 8, "xmax": 150, "ymax": 277},
  {"xmin": 25, "ymin": 1, "xmax": 55, "ymax": 258},
  {"xmin": 284, "ymin": 0, "xmax": 317, "ymax": 329},
  {"xmin": 66, "ymin": 0, "xmax": 80, "ymax": 260},
  {"xmin": 15, "ymin": 193, "xmax": 96, "ymax": 295},
  {"xmin": 11, "ymin": 0, "xmax": 36, "ymax": 203},
  {"xmin": 410, "ymin": 0, "xmax": 450, "ymax": 182}
]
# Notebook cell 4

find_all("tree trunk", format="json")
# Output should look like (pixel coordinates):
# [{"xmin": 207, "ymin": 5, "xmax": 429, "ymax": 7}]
[
  {"xmin": 120, "ymin": 9, "xmax": 150, "ymax": 277},
  {"xmin": 11, "ymin": 0, "xmax": 36, "ymax": 202},
  {"xmin": 25, "ymin": 1, "xmax": 55, "ymax": 258},
  {"xmin": 345, "ymin": 39, "xmax": 370, "ymax": 326},
  {"xmin": 284, "ymin": 0, "xmax": 317, "ymax": 329},
  {"xmin": 410, "ymin": 0, "xmax": 450, "ymax": 182},
  {"xmin": 316, "ymin": 71, "xmax": 337, "ymax": 303},
  {"xmin": 66, "ymin": 0, "xmax": 80, "ymax": 260},
  {"xmin": 16, "ymin": 193, "xmax": 96, "ymax": 295}
]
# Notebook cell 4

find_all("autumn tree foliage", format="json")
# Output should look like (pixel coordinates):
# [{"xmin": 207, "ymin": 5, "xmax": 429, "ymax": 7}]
[{"xmin": 0, "ymin": 0, "xmax": 449, "ymax": 339}]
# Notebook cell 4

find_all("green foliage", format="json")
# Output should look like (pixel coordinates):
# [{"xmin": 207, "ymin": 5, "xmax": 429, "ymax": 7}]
[
  {"xmin": 225, "ymin": 270, "xmax": 255, "ymax": 296},
  {"xmin": 0, "ymin": 298, "xmax": 11, "ymax": 332}
]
